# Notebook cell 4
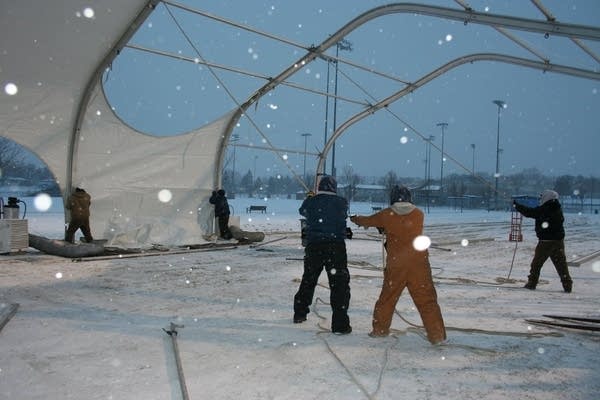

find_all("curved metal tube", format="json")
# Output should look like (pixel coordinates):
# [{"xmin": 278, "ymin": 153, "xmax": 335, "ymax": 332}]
[
  {"xmin": 316, "ymin": 52, "xmax": 600, "ymax": 176},
  {"xmin": 216, "ymin": 2, "xmax": 600, "ymax": 187}
]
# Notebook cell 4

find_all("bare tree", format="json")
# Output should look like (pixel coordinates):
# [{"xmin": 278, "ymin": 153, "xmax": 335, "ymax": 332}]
[
  {"xmin": 340, "ymin": 165, "xmax": 361, "ymax": 201},
  {"xmin": 0, "ymin": 137, "xmax": 25, "ymax": 173},
  {"xmin": 379, "ymin": 170, "xmax": 399, "ymax": 193}
]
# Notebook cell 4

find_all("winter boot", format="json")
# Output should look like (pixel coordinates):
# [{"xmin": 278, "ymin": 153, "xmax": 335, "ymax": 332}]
[
  {"xmin": 332, "ymin": 325, "xmax": 352, "ymax": 335},
  {"xmin": 562, "ymin": 279, "xmax": 573, "ymax": 293},
  {"xmin": 293, "ymin": 314, "xmax": 307, "ymax": 324},
  {"xmin": 524, "ymin": 281, "xmax": 536, "ymax": 290}
]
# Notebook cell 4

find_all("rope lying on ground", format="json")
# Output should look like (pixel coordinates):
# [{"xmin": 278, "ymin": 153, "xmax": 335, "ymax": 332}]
[
  {"xmin": 393, "ymin": 309, "xmax": 562, "ymax": 340},
  {"xmin": 313, "ymin": 297, "xmax": 397, "ymax": 400}
]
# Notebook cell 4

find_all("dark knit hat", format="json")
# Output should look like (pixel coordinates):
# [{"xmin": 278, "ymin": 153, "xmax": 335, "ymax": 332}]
[
  {"xmin": 390, "ymin": 185, "xmax": 411, "ymax": 204},
  {"xmin": 318, "ymin": 175, "xmax": 337, "ymax": 193}
]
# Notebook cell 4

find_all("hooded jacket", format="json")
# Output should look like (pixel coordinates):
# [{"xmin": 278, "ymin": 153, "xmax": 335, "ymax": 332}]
[
  {"xmin": 299, "ymin": 191, "xmax": 348, "ymax": 244},
  {"xmin": 209, "ymin": 190, "xmax": 230, "ymax": 217},
  {"xmin": 66, "ymin": 189, "xmax": 91, "ymax": 220},
  {"xmin": 514, "ymin": 198, "xmax": 565, "ymax": 241},
  {"xmin": 351, "ymin": 201, "xmax": 446, "ymax": 344},
  {"xmin": 353, "ymin": 201, "xmax": 423, "ymax": 257}
]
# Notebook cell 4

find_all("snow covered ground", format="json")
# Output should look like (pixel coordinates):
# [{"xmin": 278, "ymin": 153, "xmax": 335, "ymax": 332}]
[{"xmin": 1, "ymin": 196, "xmax": 599, "ymax": 400}]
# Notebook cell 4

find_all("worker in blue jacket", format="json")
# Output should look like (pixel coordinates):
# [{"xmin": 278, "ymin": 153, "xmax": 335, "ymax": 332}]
[{"xmin": 293, "ymin": 175, "xmax": 352, "ymax": 334}]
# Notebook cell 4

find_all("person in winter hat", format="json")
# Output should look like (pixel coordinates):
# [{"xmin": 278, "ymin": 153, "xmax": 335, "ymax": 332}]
[
  {"xmin": 513, "ymin": 190, "xmax": 573, "ymax": 292},
  {"xmin": 350, "ymin": 185, "xmax": 446, "ymax": 344},
  {"xmin": 65, "ymin": 187, "xmax": 94, "ymax": 243},
  {"xmin": 293, "ymin": 175, "xmax": 352, "ymax": 334},
  {"xmin": 209, "ymin": 189, "xmax": 233, "ymax": 240}
]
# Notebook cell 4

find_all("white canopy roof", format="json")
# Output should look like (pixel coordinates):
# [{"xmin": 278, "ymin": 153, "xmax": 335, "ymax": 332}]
[{"xmin": 2, "ymin": 1, "xmax": 599, "ymax": 247}]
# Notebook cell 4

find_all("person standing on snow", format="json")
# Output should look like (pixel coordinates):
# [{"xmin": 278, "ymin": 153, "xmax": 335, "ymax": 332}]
[
  {"xmin": 513, "ymin": 189, "xmax": 573, "ymax": 292},
  {"xmin": 209, "ymin": 189, "xmax": 233, "ymax": 240},
  {"xmin": 293, "ymin": 175, "xmax": 352, "ymax": 335},
  {"xmin": 350, "ymin": 185, "xmax": 446, "ymax": 345},
  {"xmin": 65, "ymin": 187, "xmax": 94, "ymax": 244}
]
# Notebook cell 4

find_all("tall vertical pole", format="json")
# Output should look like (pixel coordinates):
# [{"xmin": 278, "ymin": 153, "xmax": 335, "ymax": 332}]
[
  {"xmin": 437, "ymin": 122, "xmax": 448, "ymax": 194},
  {"xmin": 301, "ymin": 133, "xmax": 312, "ymax": 183},
  {"xmin": 322, "ymin": 61, "xmax": 331, "ymax": 175},
  {"xmin": 253, "ymin": 155, "xmax": 258, "ymax": 191},
  {"xmin": 426, "ymin": 135, "xmax": 435, "ymax": 213},
  {"xmin": 331, "ymin": 39, "xmax": 352, "ymax": 178},
  {"xmin": 331, "ymin": 44, "xmax": 339, "ymax": 178},
  {"xmin": 230, "ymin": 134, "xmax": 239, "ymax": 194},
  {"xmin": 470, "ymin": 143, "xmax": 476, "ymax": 174},
  {"xmin": 492, "ymin": 100, "xmax": 506, "ymax": 210},
  {"xmin": 424, "ymin": 140, "xmax": 428, "ymax": 181}
]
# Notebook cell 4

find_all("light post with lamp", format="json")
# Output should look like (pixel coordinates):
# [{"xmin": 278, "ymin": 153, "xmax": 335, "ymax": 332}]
[
  {"xmin": 230, "ymin": 134, "xmax": 240, "ymax": 194},
  {"xmin": 301, "ymin": 133, "xmax": 312, "ymax": 183},
  {"xmin": 492, "ymin": 100, "xmax": 507, "ymax": 210},
  {"xmin": 331, "ymin": 38, "xmax": 352, "ymax": 178},
  {"xmin": 252, "ymin": 155, "xmax": 258, "ymax": 196},
  {"xmin": 470, "ymin": 143, "xmax": 476, "ymax": 173},
  {"xmin": 426, "ymin": 135, "xmax": 435, "ymax": 213},
  {"xmin": 436, "ymin": 122, "xmax": 448, "ymax": 195}
]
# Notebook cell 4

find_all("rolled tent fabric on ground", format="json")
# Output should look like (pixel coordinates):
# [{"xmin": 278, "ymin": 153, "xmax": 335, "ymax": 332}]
[{"xmin": 76, "ymin": 86, "xmax": 237, "ymax": 247}]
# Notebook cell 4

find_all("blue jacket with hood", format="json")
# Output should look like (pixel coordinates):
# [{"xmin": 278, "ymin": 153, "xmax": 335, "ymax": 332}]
[{"xmin": 299, "ymin": 176, "xmax": 348, "ymax": 244}]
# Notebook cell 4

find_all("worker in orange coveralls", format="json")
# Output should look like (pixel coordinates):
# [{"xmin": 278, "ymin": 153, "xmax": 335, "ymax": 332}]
[{"xmin": 350, "ymin": 185, "xmax": 446, "ymax": 344}]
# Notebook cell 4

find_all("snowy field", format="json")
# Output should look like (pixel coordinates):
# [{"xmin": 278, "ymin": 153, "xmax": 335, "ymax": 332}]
[{"xmin": 1, "ymin": 196, "xmax": 600, "ymax": 400}]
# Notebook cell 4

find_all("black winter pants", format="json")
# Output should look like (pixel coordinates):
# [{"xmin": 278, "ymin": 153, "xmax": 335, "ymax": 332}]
[
  {"xmin": 217, "ymin": 215, "xmax": 233, "ymax": 239},
  {"xmin": 294, "ymin": 241, "xmax": 351, "ymax": 332},
  {"xmin": 65, "ymin": 217, "xmax": 93, "ymax": 243},
  {"xmin": 528, "ymin": 239, "xmax": 572, "ymax": 286}
]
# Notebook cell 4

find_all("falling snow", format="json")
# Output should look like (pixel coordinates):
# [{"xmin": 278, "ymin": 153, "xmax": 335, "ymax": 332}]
[{"xmin": 1, "ymin": 195, "xmax": 598, "ymax": 399}]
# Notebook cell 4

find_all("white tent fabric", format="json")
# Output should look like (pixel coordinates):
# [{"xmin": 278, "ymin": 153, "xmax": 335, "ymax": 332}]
[
  {"xmin": 78, "ymin": 86, "xmax": 236, "ymax": 246},
  {"xmin": 1, "ymin": 0, "xmax": 151, "ymax": 184},
  {"xmin": 1, "ymin": 0, "xmax": 235, "ymax": 246},
  {"xmin": 2, "ymin": 1, "xmax": 599, "ymax": 247}
]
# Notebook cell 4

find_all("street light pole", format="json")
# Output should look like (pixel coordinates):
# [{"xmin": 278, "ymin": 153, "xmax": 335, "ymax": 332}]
[
  {"xmin": 426, "ymin": 135, "xmax": 435, "ymax": 213},
  {"xmin": 427, "ymin": 136, "xmax": 434, "ymax": 185},
  {"xmin": 322, "ymin": 60, "xmax": 331, "ymax": 173},
  {"xmin": 470, "ymin": 143, "xmax": 476, "ymax": 174},
  {"xmin": 253, "ymin": 155, "xmax": 258, "ymax": 190},
  {"xmin": 331, "ymin": 38, "xmax": 352, "ymax": 178},
  {"xmin": 301, "ymin": 133, "xmax": 312, "ymax": 183},
  {"xmin": 436, "ymin": 122, "xmax": 448, "ymax": 194},
  {"xmin": 230, "ymin": 134, "xmax": 239, "ymax": 193},
  {"xmin": 492, "ymin": 100, "xmax": 506, "ymax": 210}
]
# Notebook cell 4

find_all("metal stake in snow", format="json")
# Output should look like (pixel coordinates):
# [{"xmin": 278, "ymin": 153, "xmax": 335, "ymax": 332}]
[
  {"xmin": 0, "ymin": 303, "xmax": 19, "ymax": 332},
  {"xmin": 164, "ymin": 323, "xmax": 190, "ymax": 400}
]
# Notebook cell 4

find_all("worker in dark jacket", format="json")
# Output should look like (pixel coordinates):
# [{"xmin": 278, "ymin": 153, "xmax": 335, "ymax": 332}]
[
  {"xmin": 514, "ymin": 189, "xmax": 573, "ymax": 292},
  {"xmin": 65, "ymin": 187, "xmax": 94, "ymax": 243},
  {"xmin": 209, "ymin": 189, "xmax": 233, "ymax": 239},
  {"xmin": 293, "ymin": 175, "xmax": 352, "ymax": 334}
]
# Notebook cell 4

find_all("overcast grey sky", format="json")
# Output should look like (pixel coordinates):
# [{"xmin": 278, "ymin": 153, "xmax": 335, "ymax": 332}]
[{"xmin": 103, "ymin": 0, "xmax": 600, "ymax": 182}]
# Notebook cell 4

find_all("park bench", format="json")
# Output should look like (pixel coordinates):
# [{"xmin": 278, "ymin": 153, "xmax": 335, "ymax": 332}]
[{"xmin": 246, "ymin": 205, "xmax": 267, "ymax": 214}]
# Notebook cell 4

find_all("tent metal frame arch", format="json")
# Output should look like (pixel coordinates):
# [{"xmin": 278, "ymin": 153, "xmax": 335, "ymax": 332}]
[
  {"xmin": 67, "ymin": 0, "xmax": 161, "ymax": 198},
  {"xmin": 201, "ymin": 2, "xmax": 600, "ymax": 190},
  {"xmin": 68, "ymin": 1, "xmax": 600, "ymax": 202},
  {"xmin": 315, "ymin": 51, "xmax": 600, "ymax": 182}
]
